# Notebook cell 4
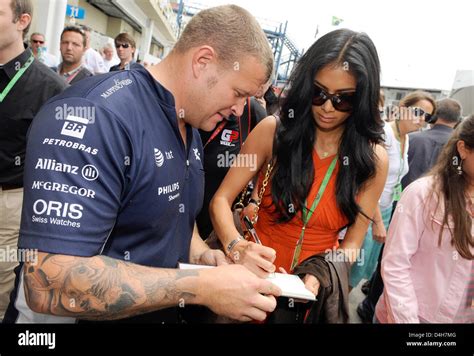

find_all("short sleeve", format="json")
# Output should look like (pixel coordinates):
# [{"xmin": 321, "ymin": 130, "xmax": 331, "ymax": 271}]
[{"xmin": 19, "ymin": 96, "xmax": 132, "ymax": 257}]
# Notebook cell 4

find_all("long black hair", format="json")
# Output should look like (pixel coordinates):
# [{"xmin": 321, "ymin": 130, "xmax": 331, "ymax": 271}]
[{"xmin": 271, "ymin": 29, "xmax": 384, "ymax": 228}]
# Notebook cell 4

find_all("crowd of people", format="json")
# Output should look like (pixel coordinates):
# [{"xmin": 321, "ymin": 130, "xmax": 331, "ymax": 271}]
[{"xmin": 0, "ymin": 0, "xmax": 472, "ymax": 324}]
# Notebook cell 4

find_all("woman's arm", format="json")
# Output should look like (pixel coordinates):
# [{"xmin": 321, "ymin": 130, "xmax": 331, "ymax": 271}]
[
  {"xmin": 372, "ymin": 205, "xmax": 387, "ymax": 243},
  {"xmin": 339, "ymin": 144, "xmax": 389, "ymax": 260},
  {"xmin": 380, "ymin": 180, "xmax": 429, "ymax": 323},
  {"xmin": 210, "ymin": 116, "xmax": 278, "ymax": 277}
]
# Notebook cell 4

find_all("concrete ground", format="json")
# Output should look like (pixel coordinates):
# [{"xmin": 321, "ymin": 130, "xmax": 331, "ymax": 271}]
[{"xmin": 348, "ymin": 279, "xmax": 368, "ymax": 323}]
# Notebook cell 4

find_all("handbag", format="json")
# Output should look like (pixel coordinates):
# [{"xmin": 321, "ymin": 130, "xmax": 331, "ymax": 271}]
[{"xmin": 205, "ymin": 162, "xmax": 273, "ymax": 250}]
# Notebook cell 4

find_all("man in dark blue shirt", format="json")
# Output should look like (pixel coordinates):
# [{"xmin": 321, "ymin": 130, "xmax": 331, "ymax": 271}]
[
  {"xmin": 401, "ymin": 98, "xmax": 462, "ymax": 189},
  {"xmin": 4, "ymin": 5, "xmax": 281, "ymax": 323}
]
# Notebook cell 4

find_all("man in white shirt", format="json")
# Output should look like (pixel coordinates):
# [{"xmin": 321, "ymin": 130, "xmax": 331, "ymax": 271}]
[
  {"xmin": 29, "ymin": 32, "xmax": 59, "ymax": 68},
  {"xmin": 102, "ymin": 43, "xmax": 118, "ymax": 72},
  {"xmin": 80, "ymin": 25, "xmax": 106, "ymax": 74}
]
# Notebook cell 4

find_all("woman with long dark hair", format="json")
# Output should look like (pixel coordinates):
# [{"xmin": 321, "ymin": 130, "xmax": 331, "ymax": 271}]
[
  {"xmin": 375, "ymin": 115, "xmax": 474, "ymax": 323},
  {"xmin": 210, "ymin": 29, "xmax": 388, "ymax": 300}
]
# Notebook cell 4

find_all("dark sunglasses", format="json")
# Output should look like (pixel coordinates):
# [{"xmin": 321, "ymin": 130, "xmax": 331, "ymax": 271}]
[
  {"xmin": 32, "ymin": 40, "xmax": 44, "ymax": 44},
  {"xmin": 115, "ymin": 43, "xmax": 130, "ymax": 49},
  {"xmin": 312, "ymin": 85, "xmax": 355, "ymax": 112},
  {"xmin": 411, "ymin": 107, "xmax": 433, "ymax": 122}
]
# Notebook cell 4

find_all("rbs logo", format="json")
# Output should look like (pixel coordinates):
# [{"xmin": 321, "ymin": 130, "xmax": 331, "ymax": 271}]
[
  {"xmin": 33, "ymin": 199, "xmax": 83, "ymax": 220},
  {"xmin": 61, "ymin": 115, "xmax": 89, "ymax": 139}
]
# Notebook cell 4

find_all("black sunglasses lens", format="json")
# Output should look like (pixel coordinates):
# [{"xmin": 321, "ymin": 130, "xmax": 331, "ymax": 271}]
[
  {"xmin": 333, "ymin": 93, "xmax": 354, "ymax": 112},
  {"xmin": 312, "ymin": 86, "xmax": 327, "ymax": 106},
  {"xmin": 116, "ymin": 43, "xmax": 129, "ymax": 49}
]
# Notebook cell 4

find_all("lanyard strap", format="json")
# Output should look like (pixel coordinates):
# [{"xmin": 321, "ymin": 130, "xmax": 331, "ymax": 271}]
[
  {"xmin": 204, "ymin": 120, "xmax": 227, "ymax": 148},
  {"xmin": 290, "ymin": 156, "xmax": 338, "ymax": 271},
  {"xmin": 0, "ymin": 55, "xmax": 34, "ymax": 103}
]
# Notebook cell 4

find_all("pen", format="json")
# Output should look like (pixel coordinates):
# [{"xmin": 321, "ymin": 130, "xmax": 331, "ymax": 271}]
[{"xmin": 243, "ymin": 216, "xmax": 262, "ymax": 245}]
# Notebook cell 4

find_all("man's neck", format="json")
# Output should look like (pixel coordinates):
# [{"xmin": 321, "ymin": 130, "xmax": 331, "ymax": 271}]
[
  {"xmin": 120, "ymin": 58, "xmax": 132, "ymax": 68},
  {"xmin": 0, "ymin": 40, "xmax": 25, "ymax": 65},
  {"xmin": 434, "ymin": 119, "xmax": 456, "ymax": 129},
  {"xmin": 147, "ymin": 54, "xmax": 186, "ymax": 135},
  {"xmin": 61, "ymin": 62, "xmax": 81, "ymax": 74}
]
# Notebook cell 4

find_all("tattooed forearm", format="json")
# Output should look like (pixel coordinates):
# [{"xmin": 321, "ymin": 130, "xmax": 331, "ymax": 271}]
[{"xmin": 23, "ymin": 252, "xmax": 200, "ymax": 320}]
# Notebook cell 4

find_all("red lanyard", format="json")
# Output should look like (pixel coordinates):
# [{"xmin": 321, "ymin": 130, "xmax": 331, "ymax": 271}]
[
  {"xmin": 204, "ymin": 120, "xmax": 227, "ymax": 148},
  {"xmin": 204, "ymin": 97, "xmax": 252, "ymax": 149}
]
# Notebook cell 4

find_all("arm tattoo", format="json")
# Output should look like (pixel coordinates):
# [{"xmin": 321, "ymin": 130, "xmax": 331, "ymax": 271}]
[{"xmin": 23, "ymin": 254, "xmax": 199, "ymax": 320}]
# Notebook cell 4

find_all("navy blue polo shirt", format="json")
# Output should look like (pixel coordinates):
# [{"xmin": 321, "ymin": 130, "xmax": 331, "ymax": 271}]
[{"xmin": 5, "ymin": 67, "xmax": 204, "ymax": 323}]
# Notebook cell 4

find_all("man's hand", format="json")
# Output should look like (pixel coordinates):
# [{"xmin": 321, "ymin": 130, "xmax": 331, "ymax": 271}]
[
  {"xmin": 199, "ymin": 264, "xmax": 281, "ymax": 321},
  {"xmin": 197, "ymin": 249, "xmax": 228, "ymax": 266}
]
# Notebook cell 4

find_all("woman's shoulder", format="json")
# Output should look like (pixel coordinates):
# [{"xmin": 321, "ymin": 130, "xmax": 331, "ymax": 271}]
[
  {"xmin": 373, "ymin": 141, "xmax": 389, "ymax": 169},
  {"xmin": 251, "ymin": 115, "xmax": 279, "ymax": 144}
]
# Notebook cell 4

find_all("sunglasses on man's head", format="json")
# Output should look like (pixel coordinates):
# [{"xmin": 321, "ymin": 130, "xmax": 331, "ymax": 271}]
[
  {"xmin": 312, "ymin": 84, "xmax": 355, "ymax": 112},
  {"xmin": 411, "ymin": 107, "xmax": 433, "ymax": 122},
  {"xmin": 115, "ymin": 43, "xmax": 130, "ymax": 49}
]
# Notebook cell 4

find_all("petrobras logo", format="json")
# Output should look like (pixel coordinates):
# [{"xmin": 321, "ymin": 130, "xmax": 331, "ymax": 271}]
[
  {"xmin": 81, "ymin": 165, "xmax": 99, "ymax": 181},
  {"xmin": 154, "ymin": 148, "xmax": 164, "ymax": 168},
  {"xmin": 61, "ymin": 115, "xmax": 89, "ymax": 139},
  {"xmin": 42, "ymin": 138, "xmax": 99, "ymax": 155}
]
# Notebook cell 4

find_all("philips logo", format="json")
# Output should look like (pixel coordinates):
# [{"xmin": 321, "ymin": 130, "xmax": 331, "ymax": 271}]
[
  {"xmin": 61, "ymin": 115, "xmax": 89, "ymax": 139},
  {"xmin": 157, "ymin": 182, "xmax": 179, "ymax": 196}
]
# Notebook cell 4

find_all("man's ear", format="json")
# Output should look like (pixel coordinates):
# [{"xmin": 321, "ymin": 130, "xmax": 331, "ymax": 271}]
[
  {"xmin": 16, "ymin": 13, "xmax": 31, "ymax": 34},
  {"xmin": 191, "ymin": 46, "xmax": 216, "ymax": 79}
]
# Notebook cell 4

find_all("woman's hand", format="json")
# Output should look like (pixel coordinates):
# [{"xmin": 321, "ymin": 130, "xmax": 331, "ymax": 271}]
[
  {"xmin": 230, "ymin": 240, "xmax": 276, "ymax": 278},
  {"xmin": 302, "ymin": 274, "xmax": 320, "ymax": 296},
  {"xmin": 372, "ymin": 220, "xmax": 387, "ymax": 244}
]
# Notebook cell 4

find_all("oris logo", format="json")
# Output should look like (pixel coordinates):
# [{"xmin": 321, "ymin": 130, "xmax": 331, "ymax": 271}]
[{"xmin": 33, "ymin": 199, "xmax": 83, "ymax": 220}]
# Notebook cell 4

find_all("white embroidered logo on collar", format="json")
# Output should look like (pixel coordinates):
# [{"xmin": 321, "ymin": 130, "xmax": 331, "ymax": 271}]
[{"xmin": 193, "ymin": 148, "xmax": 201, "ymax": 161}]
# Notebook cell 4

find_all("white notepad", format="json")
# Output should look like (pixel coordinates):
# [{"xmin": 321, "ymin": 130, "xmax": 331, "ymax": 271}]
[{"xmin": 178, "ymin": 263, "xmax": 316, "ymax": 301}]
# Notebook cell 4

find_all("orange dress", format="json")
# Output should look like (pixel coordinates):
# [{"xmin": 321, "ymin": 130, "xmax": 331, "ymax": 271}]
[{"xmin": 256, "ymin": 151, "xmax": 348, "ymax": 271}]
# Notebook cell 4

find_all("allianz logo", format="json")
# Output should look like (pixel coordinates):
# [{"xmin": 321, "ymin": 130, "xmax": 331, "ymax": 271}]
[{"xmin": 35, "ymin": 158, "xmax": 99, "ymax": 181}]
